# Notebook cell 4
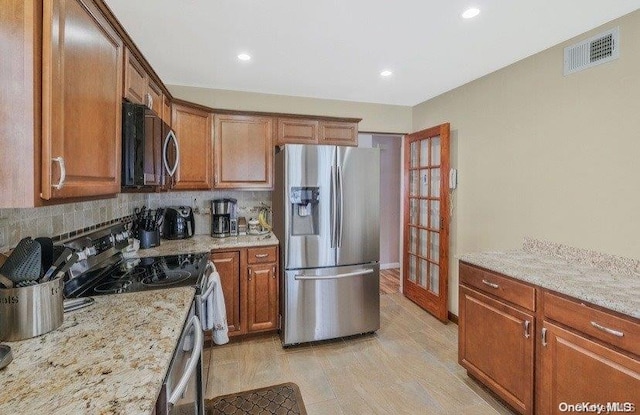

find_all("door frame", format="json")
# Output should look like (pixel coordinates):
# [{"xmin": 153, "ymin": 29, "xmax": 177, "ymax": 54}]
[{"xmin": 402, "ymin": 123, "xmax": 451, "ymax": 322}]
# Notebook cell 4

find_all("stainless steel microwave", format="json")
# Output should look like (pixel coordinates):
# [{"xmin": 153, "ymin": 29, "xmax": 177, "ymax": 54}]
[{"xmin": 122, "ymin": 102, "xmax": 179, "ymax": 188}]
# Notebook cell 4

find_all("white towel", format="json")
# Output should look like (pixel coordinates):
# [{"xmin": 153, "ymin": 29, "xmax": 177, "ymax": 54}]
[{"xmin": 209, "ymin": 271, "xmax": 229, "ymax": 345}]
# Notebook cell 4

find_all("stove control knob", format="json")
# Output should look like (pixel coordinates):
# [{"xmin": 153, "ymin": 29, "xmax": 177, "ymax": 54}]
[
  {"xmin": 115, "ymin": 232, "xmax": 128, "ymax": 242},
  {"xmin": 85, "ymin": 247, "xmax": 97, "ymax": 257}
]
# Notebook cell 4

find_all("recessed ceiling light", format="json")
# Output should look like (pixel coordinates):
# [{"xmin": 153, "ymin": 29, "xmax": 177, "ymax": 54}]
[
  {"xmin": 461, "ymin": 7, "xmax": 480, "ymax": 19},
  {"xmin": 380, "ymin": 70, "xmax": 393, "ymax": 77},
  {"xmin": 237, "ymin": 53, "xmax": 251, "ymax": 61}
]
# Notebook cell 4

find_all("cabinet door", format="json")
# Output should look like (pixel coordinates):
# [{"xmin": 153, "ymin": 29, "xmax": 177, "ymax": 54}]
[
  {"xmin": 539, "ymin": 321, "xmax": 640, "ymax": 415},
  {"xmin": 276, "ymin": 118, "xmax": 318, "ymax": 145},
  {"xmin": 459, "ymin": 286, "xmax": 534, "ymax": 414},
  {"xmin": 42, "ymin": 0, "xmax": 123, "ymax": 199},
  {"xmin": 147, "ymin": 80, "xmax": 163, "ymax": 116},
  {"xmin": 214, "ymin": 115, "xmax": 273, "ymax": 189},
  {"xmin": 211, "ymin": 251, "xmax": 241, "ymax": 335},
  {"xmin": 247, "ymin": 262, "xmax": 278, "ymax": 332},
  {"xmin": 172, "ymin": 104, "xmax": 213, "ymax": 190},
  {"xmin": 319, "ymin": 121, "xmax": 358, "ymax": 146},
  {"xmin": 123, "ymin": 47, "xmax": 146, "ymax": 105}
]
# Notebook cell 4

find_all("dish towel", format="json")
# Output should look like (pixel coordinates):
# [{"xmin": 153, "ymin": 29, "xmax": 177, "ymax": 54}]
[{"xmin": 208, "ymin": 271, "xmax": 229, "ymax": 345}]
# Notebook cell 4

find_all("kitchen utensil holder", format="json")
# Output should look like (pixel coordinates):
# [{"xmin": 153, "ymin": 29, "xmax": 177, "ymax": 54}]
[
  {"xmin": 0, "ymin": 277, "xmax": 64, "ymax": 341},
  {"xmin": 138, "ymin": 229, "xmax": 160, "ymax": 249}
]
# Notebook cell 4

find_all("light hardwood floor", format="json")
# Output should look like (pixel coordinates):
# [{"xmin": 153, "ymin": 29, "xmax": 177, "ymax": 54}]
[
  {"xmin": 202, "ymin": 292, "xmax": 515, "ymax": 414},
  {"xmin": 380, "ymin": 268, "xmax": 401, "ymax": 294}
]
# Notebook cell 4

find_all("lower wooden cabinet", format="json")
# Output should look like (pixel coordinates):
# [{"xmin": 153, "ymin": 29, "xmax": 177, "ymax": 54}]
[
  {"xmin": 460, "ymin": 261, "xmax": 640, "ymax": 415},
  {"xmin": 538, "ymin": 321, "xmax": 640, "ymax": 414},
  {"xmin": 211, "ymin": 246, "xmax": 279, "ymax": 337},
  {"xmin": 459, "ymin": 286, "xmax": 535, "ymax": 414}
]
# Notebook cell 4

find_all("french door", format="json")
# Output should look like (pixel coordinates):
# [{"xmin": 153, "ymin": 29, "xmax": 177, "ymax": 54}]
[{"xmin": 403, "ymin": 123, "xmax": 450, "ymax": 322}]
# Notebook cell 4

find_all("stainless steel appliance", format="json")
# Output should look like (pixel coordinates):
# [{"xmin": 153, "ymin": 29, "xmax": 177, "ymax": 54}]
[
  {"xmin": 163, "ymin": 207, "xmax": 195, "ymax": 240},
  {"xmin": 211, "ymin": 199, "xmax": 237, "ymax": 238},
  {"xmin": 273, "ymin": 144, "xmax": 380, "ymax": 346},
  {"xmin": 62, "ymin": 224, "xmax": 213, "ymax": 415},
  {"xmin": 121, "ymin": 102, "xmax": 179, "ymax": 188}
]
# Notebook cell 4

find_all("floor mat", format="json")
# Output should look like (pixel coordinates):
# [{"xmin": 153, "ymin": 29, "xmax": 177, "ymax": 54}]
[{"xmin": 206, "ymin": 382, "xmax": 307, "ymax": 415}]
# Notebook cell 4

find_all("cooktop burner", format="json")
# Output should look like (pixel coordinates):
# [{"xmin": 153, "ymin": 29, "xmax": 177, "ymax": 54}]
[{"xmin": 64, "ymin": 253, "xmax": 208, "ymax": 298}]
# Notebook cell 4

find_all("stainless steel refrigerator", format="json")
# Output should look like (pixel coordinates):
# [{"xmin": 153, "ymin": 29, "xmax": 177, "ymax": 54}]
[{"xmin": 273, "ymin": 144, "xmax": 380, "ymax": 346}]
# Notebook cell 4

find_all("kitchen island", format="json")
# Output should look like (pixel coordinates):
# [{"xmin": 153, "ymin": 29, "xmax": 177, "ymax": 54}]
[{"xmin": 0, "ymin": 287, "xmax": 195, "ymax": 414}]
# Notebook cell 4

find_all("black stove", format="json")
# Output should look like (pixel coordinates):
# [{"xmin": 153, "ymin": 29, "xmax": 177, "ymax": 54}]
[{"xmin": 60, "ymin": 224, "xmax": 208, "ymax": 298}]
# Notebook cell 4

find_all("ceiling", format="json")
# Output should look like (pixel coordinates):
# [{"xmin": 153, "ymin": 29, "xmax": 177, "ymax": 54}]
[{"xmin": 103, "ymin": 0, "xmax": 640, "ymax": 106}]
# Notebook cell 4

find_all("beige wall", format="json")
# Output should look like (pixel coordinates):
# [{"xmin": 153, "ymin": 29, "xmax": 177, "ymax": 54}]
[
  {"xmin": 412, "ymin": 10, "xmax": 640, "ymax": 315},
  {"xmin": 167, "ymin": 85, "xmax": 412, "ymax": 134}
]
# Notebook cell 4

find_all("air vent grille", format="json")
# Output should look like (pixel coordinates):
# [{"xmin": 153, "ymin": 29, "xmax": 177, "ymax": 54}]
[{"xmin": 564, "ymin": 27, "xmax": 619, "ymax": 75}]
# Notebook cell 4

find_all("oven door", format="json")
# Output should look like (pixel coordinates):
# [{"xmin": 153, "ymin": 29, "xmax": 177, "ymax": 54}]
[{"xmin": 161, "ymin": 305, "xmax": 204, "ymax": 415}]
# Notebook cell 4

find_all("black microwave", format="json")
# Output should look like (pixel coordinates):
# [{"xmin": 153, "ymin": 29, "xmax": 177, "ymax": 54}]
[{"xmin": 121, "ymin": 102, "xmax": 178, "ymax": 187}]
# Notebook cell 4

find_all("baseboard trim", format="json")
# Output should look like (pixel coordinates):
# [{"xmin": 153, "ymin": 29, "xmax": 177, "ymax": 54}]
[
  {"xmin": 448, "ymin": 311, "xmax": 459, "ymax": 325},
  {"xmin": 380, "ymin": 262, "xmax": 400, "ymax": 270}
]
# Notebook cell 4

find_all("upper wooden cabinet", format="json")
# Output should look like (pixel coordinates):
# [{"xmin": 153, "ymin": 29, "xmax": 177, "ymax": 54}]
[
  {"xmin": 275, "ymin": 118, "xmax": 359, "ymax": 146},
  {"xmin": 214, "ymin": 115, "xmax": 273, "ymax": 189},
  {"xmin": 162, "ymin": 96, "xmax": 172, "ymax": 127},
  {"xmin": 124, "ymin": 47, "xmax": 163, "ymax": 115},
  {"xmin": 319, "ymin": 121, "xmax": 359, "ymax": 146},
  {"xmin": 276, "ymin": 118, "xmax": 318, "ymax": 145},
  {"xmin": 41, "ymin": 0, "xmax": 123, "ymax": 199},
  {"xmin": 171, "ymin": 103, "xmax": 213, "ymax": 190}
]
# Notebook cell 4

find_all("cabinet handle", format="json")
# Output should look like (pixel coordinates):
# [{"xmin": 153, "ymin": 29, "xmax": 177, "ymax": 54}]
[
  {"xmin": 51, "ymin": 157, "xmax": 66, "ymax": 190},
  {"xmin": 481, "ymin": 279, "xmax": 499, "ymax": 289},
  {"xmin": 541, "ymin": 327, "xmax": 548, "ymax": 346},
  {"xmin": 523, "ymin": 320, "xmax": 531, "ymax": 339},
  {"xmin": 248, "ymin": 268, "xmax": 252, "ymax": 281},
  {"xmin": 214, "ymin": 257, "xmax": 234, "ymax": 264},
  {"xmin": 272, "ymin": 265, "xmax": 276, "ymax": 278},
  {"xmin": 591, "ymin": 321, "xmax": 624, "ymax": 337},
  {"xmin": 255, "ymin": 253, "xmax": 269, "ymax": 258}
]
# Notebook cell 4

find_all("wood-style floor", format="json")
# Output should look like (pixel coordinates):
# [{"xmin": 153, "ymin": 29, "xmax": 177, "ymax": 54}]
[
  {"xmin": 380, "ymin": 267, "xmax": 401, "ymax": 294},
  {"xmin": 202, "ymin": 291, "xmax": 515, "ymax": 414}
]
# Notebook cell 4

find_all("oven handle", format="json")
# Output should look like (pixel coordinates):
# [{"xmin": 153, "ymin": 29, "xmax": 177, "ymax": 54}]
[{"xmin": 168, "ymin": 315, "xmax": 203, "ymax": 405}]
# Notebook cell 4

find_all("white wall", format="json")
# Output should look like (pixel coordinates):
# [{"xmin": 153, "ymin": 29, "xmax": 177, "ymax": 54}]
[{"xmin": 412, "ymin": 10, "xmax": 640, "ymax": 315}]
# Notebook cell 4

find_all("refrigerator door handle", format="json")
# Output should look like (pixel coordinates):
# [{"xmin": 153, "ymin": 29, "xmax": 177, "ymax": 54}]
[
  {"xmin": 330, "ymin": 165, "xmax": 337, "ymax": 248},
  {"xmin": 337, "ymin": 165, "xmax": 344, "ymax": 247},
  {"xmin": 294, "ymin": 269, "xmax": 374, "ymax": 280}
]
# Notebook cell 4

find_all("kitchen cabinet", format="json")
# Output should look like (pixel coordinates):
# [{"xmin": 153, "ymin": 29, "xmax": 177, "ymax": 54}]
[
  {"xmin": 538, "ymin": 292, "xmax": 640, "ymax": 414},
  {"xmin": 162, "ymin": 96, "xmax": 172, "ymax": 126},
  {"xmin": 212, "ymin": 245, "xmax": 279, "ymax": 337},
  {"xmin": 275, "ymin": 118, "xmax": 360, "ymax": 147},
  {"xmin": 275, "ymin": 118, "xmax": 319, "ymax": 145},
  {"xmin": 171, "ymin": 103, "xmax": 214, "ymax": 190},
  {"xmin": 124, "ymin": 47, "xmax": 163, "ymax": 116},
  {"xmin": 41, "ymin": 0, "xmax": 123, "ymax": 199},
  {"xmin": 214, "ymin": 115, "xmax": 274, "ymax": 189},
  {"xmin": 319, "ymin": 121, "xmax": 359, "ymax": 146},
  {"xmin": 459, "ymin": 280, "xmax": 535, "ymax": 414},
  {"xmin": 211, "ymin": 251, "xmax": 241, "ymax": 335}
]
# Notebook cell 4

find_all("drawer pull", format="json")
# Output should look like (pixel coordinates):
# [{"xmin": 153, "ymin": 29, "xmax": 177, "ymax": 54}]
[
  {"xmin": 481, "ymin": 279, "xmax": 499, "ymax": 289},
  {"xmin": 248, "ymin": 268, "xmax": 252, "ymax": 281},
  {"xmin": 255, "ymin": 253, "xmax": 269, "ymax": 258},
  {"xmin": 523, "ymin": 320, "xmax": 531, "ymax": 339},
  {"xmin": 591, "ymin": 321, "xmax": 624, "ymax": 338},
  {"xmin": 541, "ymin": 327, "xmax": 548, "ymax": 346}
]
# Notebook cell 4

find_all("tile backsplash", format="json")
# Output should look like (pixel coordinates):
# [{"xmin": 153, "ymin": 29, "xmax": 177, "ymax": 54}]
[
  {"xmin": 0, "ymin": 194, "xmax": 146, "ymax": 251},
  {"xmin": 0, "ymin": 191, "xmax": 272, "ymax": 250}
]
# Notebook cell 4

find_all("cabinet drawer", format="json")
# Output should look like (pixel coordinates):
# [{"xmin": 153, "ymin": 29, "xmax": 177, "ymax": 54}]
[
  {"xmin": 543, "ymin": 291, "xmax": 640, "ymax": 356},
  {"xmin": 460, "ymin": 262, "xmax": 536, "ymax": 312},
  {"xmin": 247, "ymin": 246, "xmax": 277, "ymax": 264}
]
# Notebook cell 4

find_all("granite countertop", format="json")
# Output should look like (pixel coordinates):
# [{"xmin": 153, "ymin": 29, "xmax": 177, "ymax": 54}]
[
  {"xmin": 133, "ymin": 233, "xmax": 279, "ymax": 258},
  {"xmin": 0, "ymin": 287, "xmax": 195, "ymax": 414},
  {"xmin": 459, "ymin": 249, "xmax": 640, "ymax": 319}
]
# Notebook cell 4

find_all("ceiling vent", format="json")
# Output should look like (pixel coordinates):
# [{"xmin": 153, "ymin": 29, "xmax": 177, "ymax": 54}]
[{"xmin": 563, "ymin": 27, "xmax": 619, "ymax": 76}]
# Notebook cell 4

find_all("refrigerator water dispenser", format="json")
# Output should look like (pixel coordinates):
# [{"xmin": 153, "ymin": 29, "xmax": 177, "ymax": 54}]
[{"xmin": 290, "ymin": 187, "xmax": 319, "ymax": 235}]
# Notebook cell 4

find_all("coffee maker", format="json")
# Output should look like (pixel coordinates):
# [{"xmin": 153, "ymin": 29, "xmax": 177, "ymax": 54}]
[{"xmin": 211, "ymin": 198, "xmax": 238, "ymax": 238}]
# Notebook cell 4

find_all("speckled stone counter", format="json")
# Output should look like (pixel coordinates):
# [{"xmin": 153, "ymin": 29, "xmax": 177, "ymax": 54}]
[
  {"xmin": 459, "ymin": 247, "xmax": 640, "ymax": 319},
  {"xmin": 133, "ymin": 233, "xmax": 279, "ymax": 258},
  {"xmin": 0, "ymin": 287, "xmax": 195, "ymax": 414}
]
